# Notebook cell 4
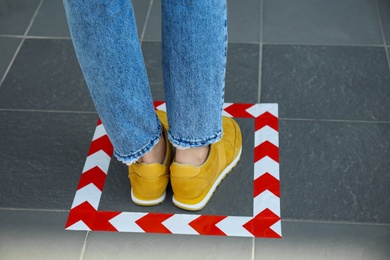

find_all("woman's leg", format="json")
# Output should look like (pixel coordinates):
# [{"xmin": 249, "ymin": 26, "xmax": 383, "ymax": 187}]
[
  {"xmin": 161, "ymin": 0, "xmax": 228, "ymax": 153},
  {"xmin": 162, "ymin": 0, "xmax": 242, "ymax": 211},
  {"xmin": 63, "ymin": 0, "xmax": 161, "ymax": 164}
]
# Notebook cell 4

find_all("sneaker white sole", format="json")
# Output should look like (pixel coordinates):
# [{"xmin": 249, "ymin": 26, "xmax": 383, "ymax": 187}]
[
  {"xmin": 131, "ymin": 188, "xmax": 166, "ymax": 206},
  {"xmin": 172, "ymin": 147, "xmax": 242, "ymax": 211}
]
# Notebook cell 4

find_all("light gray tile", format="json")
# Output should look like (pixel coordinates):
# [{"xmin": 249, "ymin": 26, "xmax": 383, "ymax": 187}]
[
  {"xmin": 227, "ymin": 0, "xmax": 261, "ymax": 43},
  {"xmin": 263, "ymin": 0, "xmax": 383, "ymax": 45},
  {"xmin": 0, "ymin": 39, "xmax": 95, "ymax": 111},
  {"xmin": 255, "ymin": 221, "xmax": 390, "ymax": 260},
  {"xmin": 278, "ymin": 119, "xmax": 390, "ymax": 223},
  {"xmin": 28, "ymin": 0, "xmax": 70, "ymax": 37},
  {"xmin": 0, "ymin": 0, "xmax": 40, "ymax": 35},
  {"xmin": 0, "ymin": 210, "xmax": 86, "ymax": 260},
  {"xmin": 84, "ymin": 232, "xmax": 253, "ymax": 260},
  {"xmin": 261, "ymin": 45, "xmax": 390, "ymax": 121},
  {"xmin": 0, "ymin": 111, "xmax": 97, "ymax": 210},
  {"xmin": 0, "ymin": 36, "xmax": 21, "ymax": 80}
]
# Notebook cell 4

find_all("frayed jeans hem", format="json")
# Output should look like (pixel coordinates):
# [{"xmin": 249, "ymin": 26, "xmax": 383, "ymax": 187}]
[
  {"xmin": 114, "ymin": 124, "xmax": 163, "ymax": 165},
  {"xmin": 168, "ymin": 130, "xmax": 223, "ymax": 150}
]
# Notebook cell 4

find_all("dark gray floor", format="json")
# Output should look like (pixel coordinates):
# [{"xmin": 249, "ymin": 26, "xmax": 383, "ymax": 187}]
[{"xmin": 1, "ymin": 0, "xmax": 389, "ymax": 259}]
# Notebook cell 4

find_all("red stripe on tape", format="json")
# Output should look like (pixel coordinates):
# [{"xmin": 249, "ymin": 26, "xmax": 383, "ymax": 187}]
[
  {"xmin": 88, "ymin": 135, "xmax": 114, "ymax": 157},
  {"xmin": 254, "ymin": 172, "xmax": 280, "ymax": 197},
  {"xmin": 92, "ymin": 211, "xmax": 121, "ymax": 231},
  {"xmin": 243, "ymin": 209, "xmax": 281, "ymax": 238},
  {"xmin": 189, "ymin": 215, "xmax": 228, "ymax": 236},
  {"xmin": 77, "ymin": 166, "xmax": 107, "ymax": 191},
  {"xmin": 65, "ymin": 201, "xmax": 96, "ymax": 229},
  {"xmin": 224, "ymin": 103, "xmax": 255, "ymax": 118},
  {"xmin": 254, "ymin": 141, "xmax": 279, "ymax": 163},
  {"xmin": 135, "ymin": 213, "xmax": 174, "ymax": 234},
  {"xmin": 153, "ymin": 101, "xmax": 165, "ymax": 110},
  {"xmin": 255, "ymin": 112, "xmax": 278, "ymax": 131}
]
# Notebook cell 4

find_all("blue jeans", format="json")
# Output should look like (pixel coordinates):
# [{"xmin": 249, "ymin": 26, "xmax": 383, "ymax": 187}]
[{"xmin": 63, "ymin": 0, "xmax": 228, "ymax": 164}]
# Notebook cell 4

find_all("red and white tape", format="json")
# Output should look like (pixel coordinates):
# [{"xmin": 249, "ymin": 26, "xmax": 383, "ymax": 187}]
[{"xmin": 65, "ymin": 102, "xmax": 281, "ymax": 238}]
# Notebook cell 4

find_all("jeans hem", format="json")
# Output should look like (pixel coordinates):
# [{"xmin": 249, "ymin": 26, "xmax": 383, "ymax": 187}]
[
  {"xmin": 168, "ymin": 129, "xmax": 223, "ymax": 149},
  {"xmin": 114, "ymin": 120, "xmax": 162, "ymax": 165}
]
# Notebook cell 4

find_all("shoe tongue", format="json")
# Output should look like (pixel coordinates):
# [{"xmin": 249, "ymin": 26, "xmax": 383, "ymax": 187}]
[
  {"xmin": 132, "ymin": 163, "xmax": 166, "ymax": 177},
  {"xmin": 170, "ymin": 163, "xmax": 200, "ymax": 177}
]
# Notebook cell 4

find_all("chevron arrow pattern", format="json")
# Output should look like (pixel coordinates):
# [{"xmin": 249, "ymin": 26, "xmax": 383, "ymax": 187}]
[{"xmin": 65, "ymin": 102, "xmax": 281, "ymax": 238}]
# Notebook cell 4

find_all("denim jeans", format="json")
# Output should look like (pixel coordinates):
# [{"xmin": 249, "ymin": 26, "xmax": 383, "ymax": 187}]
[{"xmin": 63, "ymin": 0, "xmax": 228, "ymax": 164}]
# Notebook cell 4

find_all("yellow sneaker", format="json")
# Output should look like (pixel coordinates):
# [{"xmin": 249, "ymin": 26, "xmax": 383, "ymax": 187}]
[
  {"xmin": 170, "ymin": 116, "xmax": 242, "ymax": 211},
  {"xmin": 128, "ymin": 110, "xmax": 172, "ymax": 206}
]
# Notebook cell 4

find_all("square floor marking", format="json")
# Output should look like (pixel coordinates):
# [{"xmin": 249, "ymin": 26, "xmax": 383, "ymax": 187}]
[{"xmin": 65, "ymin": 102, "xmax": 281, "ymax": 238}]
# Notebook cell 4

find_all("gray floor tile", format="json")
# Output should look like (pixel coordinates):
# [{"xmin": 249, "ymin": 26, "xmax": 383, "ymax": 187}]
[
  {"xmin": 3, "ymin": 0, "xmax": 390, "ymax": 258},
  {"xmin": 261, "ymin": 45, "xmax": 390, "ymax": 121},
  {"xmin": 255, "ymin": 221, "xmax": 390, "ymax": 260},
  {"xmin": 227, "ymin": 0, "xmax": 261, "ymax": 43},
  {"xmin": 225, "ymin": 43, "xmax": 259, "ymax": 103},
  {"xmin": 0, "ymin": 39, "xmax": 95, "ymax": 111},
  {"xmin": 99, "ymin": 118, "xmax": 254, "ymax": 216},
  {"xmin": 0, "ymin": 0, "xmax": 40, "ymax": 35},
  {"xmin": 27, "ymin": 0, "xmax": 151, "ymax": 38},
  {"xmin": 141, "ymin": 41, "xmax": 165, "ymax": 100},
  {"xmin": 0, "ymin": 36, "xmax": 21, "ymax": 80},
  {"xmin": 0, "ymin": 210, "xmax": 86, "ymax": 260},
  {"xmin": 377, "ymin": 0, "xmax": 390, "ymax": 44},
  {"xmin": 143, "ymin": 42, "xmax": 259, "ymax": 103},
  {"xmin": 0, "ymin": 111, "xmax": 97, "ymax": 210},
  {"xmin": 388, "ymin": 46, "xmax": 390, "ymax": 64},
  {"xmin": 279, "ymin": 119, "xmax": 390, "ymax": 223},
  {"xmin": 263, "ymin": 0, "xmax": 383, "ymax": 45},
  {"xmin": 84, "ymin": 232, "xmax": 253, "ymax": 260},
  {"xmin": 28, "ymin": 0, "xmax": 70, "ymax": 37}
]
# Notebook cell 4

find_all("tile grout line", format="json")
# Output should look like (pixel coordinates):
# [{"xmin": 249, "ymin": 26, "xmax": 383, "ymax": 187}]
[
  {"xmin": 1, "ymin": 36, "xmax": 385, "ymax": 48},
  {"xmin": 279, "ymin": 117, "xmax": 390, "ymax": 124},
  {"xmin": 0, "ymin": 207, "xmax": 69, "ymax": 212},
  {"xmin": 0, "ymin": 0, "xmax": 45, "ymax": 88},
  {"xmin": 257, "ymin": 43, "xmax": 262, "ymax": 102},
  {"xmin": 260, "ymin": 41, "xmax": 387, "ymax": 48},
  {"xmin": 251, "ymin": 238, "xmax": 255, "ymax": 260},
  {"xmin": 374, "ymin": 0, "xmax": 390, "ymax": 74},
  {"xmin": 23, "ymin": 0, "xmax": 45, "ymax": 36},
  {"xmin": 0, "ymin": 38, "xmax": 387, "ymax": 48},
  {"xmin": 0, "ymin": 40, "xmax": 23, "ymax": 88},
  {"xmin": 140, "ymin": 0, "xmax": 154, "ymax": 45},
  {"xmin": 0, "ymin": 108, "xmax": 97, "ymax": 114},
  {"xmin": 25, "ymin": 35, "xmax": 71, "ymax": 40},
  {"xmin": 79, "ymin": 231, "xmax": 89, "ymax": 260},
  {"xmin": 283, "ymin": 218, "xmax": 390, "ymax": 227},
  {"xmin": 0, "ymin": 34, "xmax": 25, "ymax": 38},
  {"xmin": 257, "ymin": 0, "xmax": 264, "ymax": 104}
]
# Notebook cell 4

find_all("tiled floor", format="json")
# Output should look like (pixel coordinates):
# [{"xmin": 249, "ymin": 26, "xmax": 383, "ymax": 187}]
[{"xmin": 1, "ymin": 0, "xmax": 390, "ymax": 259}]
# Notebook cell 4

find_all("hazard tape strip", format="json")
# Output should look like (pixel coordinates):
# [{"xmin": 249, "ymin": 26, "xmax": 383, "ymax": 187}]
[{"xmin": 65, "ymin": 102, "xmax": 281, "ymax": 238}]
